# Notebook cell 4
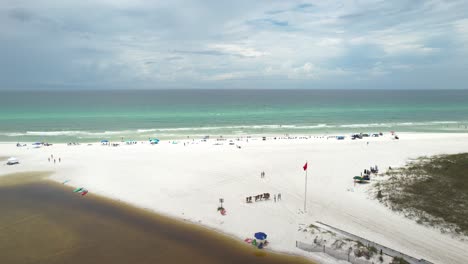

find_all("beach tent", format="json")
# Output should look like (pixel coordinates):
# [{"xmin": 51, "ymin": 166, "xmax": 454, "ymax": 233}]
[
  {"xmin": 101, "ymin": 140, "xmax": 109, "ymax": 144},
  {"xmin": 353, "ymin": 176, "xmax": 370, "ymax": 182},
  {"xmin": 149, "ymin": 138, "xmax": 160, "ymax": 144},
  {"xmin": 353, "ymin": 176, "xmax": 363, "ymax": 181},
  {"xmin": 7, "ymin": 157, "xmax": 19, "ymax": 165},
  {"xmin": 254, "ymin": 232, "xmax": 267, "ymax": 240},
  {"xmin": 73, "ymin": 187, "xmax": 84, "ymax": 193}
]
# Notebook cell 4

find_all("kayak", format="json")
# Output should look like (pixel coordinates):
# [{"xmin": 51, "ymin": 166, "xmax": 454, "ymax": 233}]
[
  {"xmin": 81, "ymin": 190, "xmax": 89, "ymax": 196},
  {"xmin": 73, "ymin": 187, "xmax": 83, "ymax": 193}
]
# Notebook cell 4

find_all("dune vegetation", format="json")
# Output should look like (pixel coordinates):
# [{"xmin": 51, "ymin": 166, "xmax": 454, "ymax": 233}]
[{"xmin": 373, "ymin": 153, "xmax": 468, "ymax": 236}]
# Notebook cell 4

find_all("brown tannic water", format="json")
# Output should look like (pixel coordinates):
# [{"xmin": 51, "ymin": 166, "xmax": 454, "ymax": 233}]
[{"xmin": 0, "ymin": 175, "xmax": 314, "ymax": 264}]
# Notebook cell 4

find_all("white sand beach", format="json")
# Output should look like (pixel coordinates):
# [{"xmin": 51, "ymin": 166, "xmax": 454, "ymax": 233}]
[{"xmin": 1, "ymin": 133, "xmax": 468, "ymax": 264}]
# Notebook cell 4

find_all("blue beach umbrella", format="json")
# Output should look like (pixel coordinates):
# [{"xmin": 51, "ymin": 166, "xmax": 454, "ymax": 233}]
[
  {"xmin": 254, "ymin": 232, "xmax": 267, "ymax": 240},
  {"xmin": 149, "ymin": 138, "xmax": 160, "ymax": 144}
]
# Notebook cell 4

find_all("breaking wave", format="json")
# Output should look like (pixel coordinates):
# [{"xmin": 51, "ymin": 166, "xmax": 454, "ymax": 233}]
[{"xmin": 0, "ymin": 121, "xmax": 465, "ymax": 138}]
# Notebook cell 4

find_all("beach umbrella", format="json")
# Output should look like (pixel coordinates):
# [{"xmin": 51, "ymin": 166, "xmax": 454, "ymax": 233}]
[{"xmin": 254, "ymin": 232, "xmax": 267, "ymax": 240}]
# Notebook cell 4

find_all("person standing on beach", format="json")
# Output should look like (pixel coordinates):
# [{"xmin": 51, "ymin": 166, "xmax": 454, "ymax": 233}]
[
  {"xmin": 48, "ymin": 157, "xmax": 50, "ymax": 162},
  {"xmin": 54, "ymin": 159, "xmax": 56, "ymax": 164},
  {"xmin": 274, "ymin": 194, "xmax": 276, "ymax": 202},
  {"xmin": 59, "ymin": 158, "xmax": 61, "ymax": 163},
  {"xmin": 278, "ymin": 193, "xmax": 281, "ymax": 201}
]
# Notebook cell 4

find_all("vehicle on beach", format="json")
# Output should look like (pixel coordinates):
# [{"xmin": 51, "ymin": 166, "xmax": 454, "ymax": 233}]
[{"xmin": 6, "ymin": 157, "xmax": 19, "ymax": 165}]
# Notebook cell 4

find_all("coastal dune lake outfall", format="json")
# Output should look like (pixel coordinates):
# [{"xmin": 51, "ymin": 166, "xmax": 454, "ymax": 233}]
[{"xmin": 0, "ymin": 173, "xmax": 314, "ymax": 264}]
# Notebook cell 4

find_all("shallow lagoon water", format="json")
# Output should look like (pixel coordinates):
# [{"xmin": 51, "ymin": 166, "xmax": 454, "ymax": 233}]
[{"xmin": 0, "ymin": 175, "xmax": 314, "ymax": 264}]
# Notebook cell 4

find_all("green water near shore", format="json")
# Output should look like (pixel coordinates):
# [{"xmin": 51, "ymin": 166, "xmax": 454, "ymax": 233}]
[
  {"xmin": 0, "ymin": 173, "xmax": 313, "ymax": 264},
  {"xmin": 1, "ymin": 90, "xmax": 468, "ymax": 142}
]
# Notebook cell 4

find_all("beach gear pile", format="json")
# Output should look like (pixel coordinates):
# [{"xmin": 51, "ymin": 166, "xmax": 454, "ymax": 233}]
[
  {"xmin": 244, "ymin": 232, "xmax": 269, "ymax": 249},
  {"xmin": 73, "ymin": 187, "xmax": 89, "ymax": 196}
]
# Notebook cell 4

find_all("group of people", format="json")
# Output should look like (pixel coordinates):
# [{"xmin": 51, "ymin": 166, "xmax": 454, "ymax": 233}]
[
  {"xmin": 359, "ymin": 165, "xmax": 379, "ymax": 181},
  {"xmin": 365, "ymin": 165, "xmax": 379, "ymax": 175},
  {"xmin": 245, "ymin": 192, "xmax": 282, "ymax": 203},
  {"xmin": 260, "ymin": 171, "xmax": 266, "ymax": 178},
  {"xmin": 48, "ymin": 154, "xmax": 61, "ymax": 164},
  {"xmin": 273, "ymin": 193, "xmax": 282, "ymax": 202},
  {"xmin": 246, "ymin": 193, "xmax": 270, "ymax": 203}
]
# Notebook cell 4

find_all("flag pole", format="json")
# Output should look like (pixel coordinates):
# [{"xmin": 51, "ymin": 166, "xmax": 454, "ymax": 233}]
[{"xmin": 304, "ymin": 161, "xmax": 308, "ymax": 212}]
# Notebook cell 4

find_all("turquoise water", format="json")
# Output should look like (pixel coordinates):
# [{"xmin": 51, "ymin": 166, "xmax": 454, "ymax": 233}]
[{"xmin": 1, "ymin": 90, "xmax": 467, "ymax": 142}]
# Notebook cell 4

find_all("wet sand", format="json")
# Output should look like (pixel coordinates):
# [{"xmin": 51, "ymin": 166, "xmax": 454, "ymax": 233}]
[{"xmin": 0, "ymin": 173, "xmax": 314, "ymax": 264}]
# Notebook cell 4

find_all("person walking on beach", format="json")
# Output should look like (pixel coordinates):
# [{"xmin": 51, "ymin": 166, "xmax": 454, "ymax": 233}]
[
  {"xmin": 278, "ymin": 193, "xmax": 281, "ymax": 201},
  {"xmin": 274, "ymin": 194, "xmax": 277, "ymax": 203},
  {"xmin": 59, "ymin": 158, "xmax": 61, "ymax": 163},
  {"xmin": 54, "ymin": 159, "xmax": 56, "ymax": 164},
  {"xmin": 48, "ymin": 157, "xmax": 50, "ymax": 162}
]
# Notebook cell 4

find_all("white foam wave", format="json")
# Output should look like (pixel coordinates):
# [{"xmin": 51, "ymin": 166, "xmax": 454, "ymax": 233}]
[{"xmin": 0, "ymin": 121, "xmax": 465, "ymax": 137}]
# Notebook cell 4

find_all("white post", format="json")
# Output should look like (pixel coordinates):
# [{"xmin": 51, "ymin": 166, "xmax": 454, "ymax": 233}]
[{"xmin": 304, "ymin": 161, "xmax": 308, "ymax": 212}]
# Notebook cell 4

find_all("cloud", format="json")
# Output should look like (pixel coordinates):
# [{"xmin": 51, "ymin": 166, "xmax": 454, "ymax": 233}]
[
  {"xmin": 0, "ymin": 0, "xmax": 467, "ymax": 89},
  {"xmin": 208, "ymin": 44, "xmax": 267, "ymax": 58}
]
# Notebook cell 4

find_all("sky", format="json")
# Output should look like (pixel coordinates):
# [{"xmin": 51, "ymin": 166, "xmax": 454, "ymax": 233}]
[{"xmin": 1, "ymin": 0, "xmax": 468, "ymax": 90}]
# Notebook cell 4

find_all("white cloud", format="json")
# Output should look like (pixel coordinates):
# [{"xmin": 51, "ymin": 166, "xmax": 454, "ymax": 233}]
[
  {"xmin": 208, "ymin": 44, "xmax": 267, "ymax": 58},
  {"xmin": 0, "ymin": 0, "xmax": 467, "ymax": 89},
  {"xmin": 349, "ymin": 30, "xmax": 439, "ymax": 55},
  {"xmin": 454, "ymin": 18, "xmax": 468, "ymax": 49}
]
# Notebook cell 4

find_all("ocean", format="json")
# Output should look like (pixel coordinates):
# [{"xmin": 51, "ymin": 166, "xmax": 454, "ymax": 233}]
[{"xmin": 1, "ymin": 89, "xmax": 467, "ymax": 142}]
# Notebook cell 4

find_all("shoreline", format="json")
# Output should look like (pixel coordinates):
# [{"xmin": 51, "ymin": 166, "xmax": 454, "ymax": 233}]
[
  {"xmin": 1, "ymin": 132, "xmax": 468, "ymax": 263},
  {"xmin": 1, "ymin": 124, "xmax": 468, "ymax": 143},
  {"xmin": 1, "ymin": 131, "xmax": 468, "ymax": 144}
]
